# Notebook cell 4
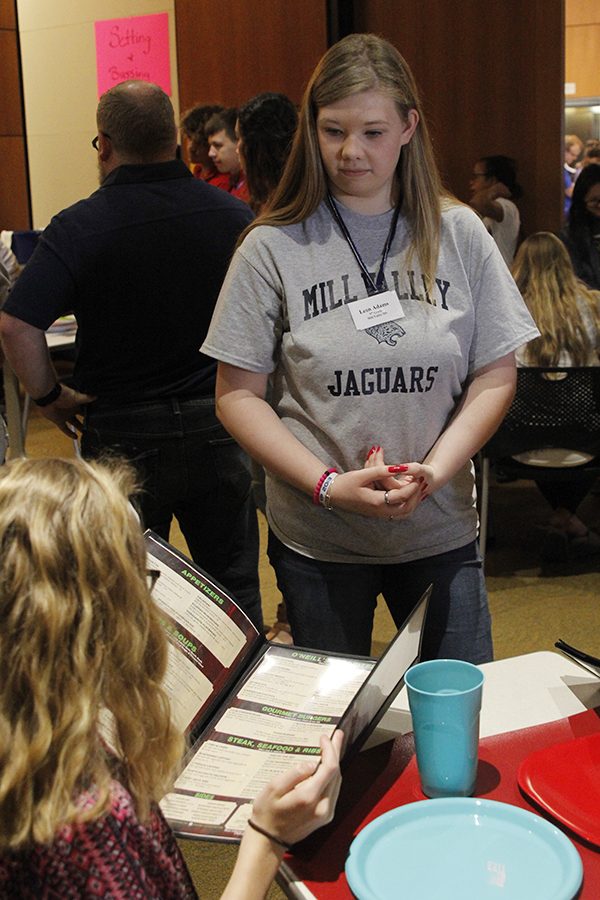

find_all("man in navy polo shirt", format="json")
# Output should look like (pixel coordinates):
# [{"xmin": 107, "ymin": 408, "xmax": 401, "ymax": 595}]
[{"xmin": 0, "ymin": 80, "xmax": 262, "ymax": 629}]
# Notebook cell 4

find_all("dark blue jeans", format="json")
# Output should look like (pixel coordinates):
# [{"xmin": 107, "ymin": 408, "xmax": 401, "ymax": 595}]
[
  {"xmin": 82, "ymin": 397, "xmax": 263, "ymax": 630},
  {"xmin": 268, "ymin": 533, "xmax": 492, "ymax": 662}
]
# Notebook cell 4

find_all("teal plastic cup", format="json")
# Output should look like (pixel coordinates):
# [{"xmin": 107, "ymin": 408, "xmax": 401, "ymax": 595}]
[{"xmin": 405, "ymin": 659, "xmax": 484, "ymax": 799}]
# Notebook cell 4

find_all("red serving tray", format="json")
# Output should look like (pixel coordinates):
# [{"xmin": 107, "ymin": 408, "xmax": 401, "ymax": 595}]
[{"xmin": 283, "ymin": 707, "xmax": 600, "ymax": 899}]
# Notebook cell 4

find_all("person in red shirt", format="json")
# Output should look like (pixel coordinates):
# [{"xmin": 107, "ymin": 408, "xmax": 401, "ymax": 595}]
[
  {"xmin": 179, "ymin": 103, "xmax": 230, "ymax": 190},
  {"xmin": 206, "ymin": 108, "xmax": 250, "ymax": 203}
]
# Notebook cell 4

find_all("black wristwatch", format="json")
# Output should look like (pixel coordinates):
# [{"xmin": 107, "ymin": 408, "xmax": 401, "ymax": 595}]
[{"xmin": 33, "ymin": 383, "xmax": 62, "ymax": 407}]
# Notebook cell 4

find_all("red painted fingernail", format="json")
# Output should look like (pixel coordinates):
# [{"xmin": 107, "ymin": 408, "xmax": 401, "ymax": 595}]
[
  {"xmin": 365, "ymin": 445, "xmax": 377, "ymax": 461},
  {"xmin": 388, "ymin": 465, "xmax": 408, "ymax": 473}
]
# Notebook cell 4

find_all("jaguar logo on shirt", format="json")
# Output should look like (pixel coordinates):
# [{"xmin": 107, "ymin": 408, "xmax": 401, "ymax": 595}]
[{"xmin": 366, "ymin": 321, "xmax": 406, "ymax": 345}]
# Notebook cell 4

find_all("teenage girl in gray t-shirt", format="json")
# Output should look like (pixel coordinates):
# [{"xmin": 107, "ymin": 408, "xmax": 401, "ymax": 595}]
[{"xmin": 203, "ymin": 33, "xmax": 538, "ymax": 661}]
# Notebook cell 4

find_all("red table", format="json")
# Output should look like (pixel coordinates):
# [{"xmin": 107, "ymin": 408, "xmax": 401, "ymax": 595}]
[{"xmin": 281, "ymin": 706, "xmax": 600, "ymax": 899}]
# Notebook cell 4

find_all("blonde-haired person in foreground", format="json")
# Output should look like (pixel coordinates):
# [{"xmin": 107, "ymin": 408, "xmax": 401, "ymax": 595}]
[
  {"xmin": 512, "ymin": 232, "xmax": 600, "ymax": 560},
  {"xmin": 0, "ymin": 457, "xmax": 342, "ymax": 899},
  {"xmin": 202, "ymin": 32, "xmax": 538, "ymax": 661}
]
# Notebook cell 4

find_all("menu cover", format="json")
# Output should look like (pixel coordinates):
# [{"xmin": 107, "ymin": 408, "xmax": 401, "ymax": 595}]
[{"xmin": 145, "ymin": 531, "xmax": 430, "ymax": 843}]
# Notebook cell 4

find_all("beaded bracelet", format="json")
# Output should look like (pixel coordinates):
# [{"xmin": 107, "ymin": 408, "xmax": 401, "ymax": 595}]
[
  {"xmin": 312, "ymin": 467, "xmax": 337, "ymax": 505},
  {"xmin": 247, "ymin": 818, "xmax": 290, "ymax": 850},
  {"xmin": 319, "ymin": 471, "xmax": 338, "ymax": 509}
]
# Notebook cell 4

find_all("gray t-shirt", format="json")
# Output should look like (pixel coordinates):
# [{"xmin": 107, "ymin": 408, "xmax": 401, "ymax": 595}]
[{"xmin": 203, "ymin": 200, "xmax": 539, "ymax": 563}]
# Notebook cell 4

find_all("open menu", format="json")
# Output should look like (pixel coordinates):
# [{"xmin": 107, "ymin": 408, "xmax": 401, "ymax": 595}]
[{"xmin": 145, "ymin": 531, "xmax": 430, "ymax": 842}]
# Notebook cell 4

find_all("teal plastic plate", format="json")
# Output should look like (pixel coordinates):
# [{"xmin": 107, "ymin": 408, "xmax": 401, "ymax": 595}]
[{"xmin": 345, "ymin": 798, "xmax": 583, "ymax": 900}]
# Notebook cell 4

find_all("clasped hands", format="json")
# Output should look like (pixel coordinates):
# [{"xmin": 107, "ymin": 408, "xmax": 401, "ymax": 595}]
[{"xmin": 326, "ymin": 444, "xmax": 436, "ymax": 520}]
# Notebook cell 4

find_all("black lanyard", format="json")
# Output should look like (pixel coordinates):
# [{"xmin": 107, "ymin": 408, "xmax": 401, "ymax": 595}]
[{"xmin": 326, "ymin": 191, "xmax": 401, "ymax": 293}]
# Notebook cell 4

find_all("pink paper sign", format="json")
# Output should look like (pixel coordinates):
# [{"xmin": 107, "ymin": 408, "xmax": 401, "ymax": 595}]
[{"xmin": 94, "ymin": 13, "xmax": 172, "ymax": 97}]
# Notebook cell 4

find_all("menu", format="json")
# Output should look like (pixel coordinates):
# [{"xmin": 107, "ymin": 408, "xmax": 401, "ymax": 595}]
[{"xmin": 146, "ymin": 531, "xmax": 430, "ymax": 842}]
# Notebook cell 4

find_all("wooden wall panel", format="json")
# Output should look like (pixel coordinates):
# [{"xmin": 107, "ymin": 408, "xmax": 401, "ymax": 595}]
[
  {"xmin": 565, "ymin": 23, "xmax": 600, "ymax": 98},
  {"xmin": 175, "ymin": 0, "xmax": 328, "ymax": 111},
  {"xmin": 0, "ymin": 137, "xmax": 30, "ymax": 228},
  {"xmin": 566, "ymin": 2, "xmax": 600, "ymax": 99},
  {"xmin": 0, "ymin": 0, "xmax": 30, "ymax": 229},
  {"xmin": 0, "ymin": 0, "xmax": 16, "ymax": 28},
  {"xmin": 0, "ymin": 29, "xmax": 23, "ymax": 134},
  {"xmin": 566, "ymin": 0, "xmax": 600, "ymax": 26},
  {"xmin": 356, "ymin": 0, "xmax": 564, "ymax": 236}
]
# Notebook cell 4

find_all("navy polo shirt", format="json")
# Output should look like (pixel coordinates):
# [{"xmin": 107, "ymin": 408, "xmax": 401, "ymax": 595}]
[{"xmin": 4, "ymin": 160, "xmax": 253, "ymax": 402}]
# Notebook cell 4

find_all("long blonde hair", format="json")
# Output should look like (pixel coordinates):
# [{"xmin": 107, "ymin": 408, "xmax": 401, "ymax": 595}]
[
  {"xmin": 0, "ymin": 457, "xmax": 184, "ymax": 850},
  {"xmin": 246, "ymin": 33, "xmax": 448, "ymax": 286},
  {"xmin": 511, "ymin": 232, "xmax": 600, "ymax": 366}
]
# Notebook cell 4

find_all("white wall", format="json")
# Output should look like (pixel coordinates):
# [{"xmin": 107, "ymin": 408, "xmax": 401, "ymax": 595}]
[{"xmin": 16, "ymin": 0, "xmax": 178, "ymax": 228}]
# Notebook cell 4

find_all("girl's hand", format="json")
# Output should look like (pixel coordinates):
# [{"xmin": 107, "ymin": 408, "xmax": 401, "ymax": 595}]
[
  {"xmin": 250, "ymin": 730, "xmax": 344, "ymax": 847},
  {"xmin": 358, "ymin": 445, "xmax": 436, "ymax": 517},
  {"xmin": 364, "ymin": 444, "xmax": 399, "ymax": 490},
  {"xmin": 321, "ymin": 465, "xmax": 416, "ymax": 518}
]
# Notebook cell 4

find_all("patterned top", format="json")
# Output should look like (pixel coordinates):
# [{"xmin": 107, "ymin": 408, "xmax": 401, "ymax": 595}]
[{"xmin": 0, "ymin": 780, "xmax": 198, "ymax": 899}]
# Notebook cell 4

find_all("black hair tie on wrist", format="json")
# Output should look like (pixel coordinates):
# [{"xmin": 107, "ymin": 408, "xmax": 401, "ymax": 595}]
[
  {"xmin": 247, "ymin": 818, "xmax": 290, "ymax": 851},
  {"xmin": 33, "ymin": 383, "xmax": 62, "ymax": 407}
]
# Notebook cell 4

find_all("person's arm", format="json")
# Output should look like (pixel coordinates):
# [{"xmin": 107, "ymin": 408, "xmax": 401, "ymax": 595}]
[
  {"xmin": 221, "ymin": 732, "xmax": 343, "ymax": 900},
  {"xmin": 365, "ymin": 353, "xmax": 516, "ymax": 506},
  {"xmin": 0, "ymin": 261, "xmax": 9, "ymax": 309},
  {"xmin": 422, "ymin": 352, "xmax": 516, "ymax": 483},
  {"xmin": 0, "ymin": 312, "xmax": 95, "ymax": 436},
  {"xmin": 0, "ymin": 265, "xmax": 9, "ymax": 366},
  {"xmin": 215, "ymin": 363, "xmax": 420, "ymax": 517},
  {"xmin": 469, "ymin": 184, "xmax": 511, "ymax": 222}
]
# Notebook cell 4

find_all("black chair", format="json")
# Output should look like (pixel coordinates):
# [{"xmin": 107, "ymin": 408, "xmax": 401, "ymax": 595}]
[{"xmin": 478, "ymin": 367, "xmax": 600, "ymax": 554}]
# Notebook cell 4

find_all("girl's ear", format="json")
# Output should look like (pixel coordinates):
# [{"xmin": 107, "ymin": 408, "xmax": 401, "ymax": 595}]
[{"xmin": 399, "ymin": 109, "xmax": 419, "ymax": 147}]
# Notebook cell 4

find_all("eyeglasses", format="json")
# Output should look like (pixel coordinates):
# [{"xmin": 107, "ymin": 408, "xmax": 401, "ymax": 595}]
[
  {"xmin": 585, "ymin": 196, "xmax": 600, "ymax": 207},
  {"xmin": 91, "ymin": 132, "xmax": 111, "ymax": 151},
  {"xmin": 471, "ymin": 171, "xmax": 490, "ymax": 179},
  {"xmin": 146, "ymin": 569, "xmax": 161, "ymax": 592}
]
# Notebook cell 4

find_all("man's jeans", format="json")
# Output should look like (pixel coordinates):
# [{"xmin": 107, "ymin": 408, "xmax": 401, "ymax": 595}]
[
  {"xmin": 268, "ymin": 534, "xmax": 492, "ymax": 662},
  {"xmin": 82, "ymin": 396, "xmax": 263, "ymax": 630}
]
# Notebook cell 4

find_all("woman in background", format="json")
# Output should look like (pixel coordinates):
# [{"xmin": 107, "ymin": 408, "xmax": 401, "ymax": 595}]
[
  {"xmin": 468, "ymin": 155, "xmax": 522, "ymax": 265},
  {"xmin": 564, "ymin": 134, "xmax": 584, "ymax": 219},
  {"xmin": 512, "ymin": 232, "xmax": 600, "ymax": 560},
  {"xmin": 0, "ymin": 457, "xmax": 342, "ymax": 898},
  {"xmin": 579, "ymin": 140, "xmax": 600, "ymax": 170},
  {"xmin": 561, "ymin": 162, "xmax": 600, "ymax": 290},
  {"xmin": 236, "ymin": 92, "xmax": 298, "ymax": 214}
]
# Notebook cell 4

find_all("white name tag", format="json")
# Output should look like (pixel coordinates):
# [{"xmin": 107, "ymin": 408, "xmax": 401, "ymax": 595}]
[{"xmin": 348, "ymin": 290, "xmax": 405, "ymax": 330}]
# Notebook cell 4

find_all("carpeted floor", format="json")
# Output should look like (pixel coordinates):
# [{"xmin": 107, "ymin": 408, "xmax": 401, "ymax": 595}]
[{"xmin": 21, "ymin": 406, "xmax": 600, "ymax": 899}]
